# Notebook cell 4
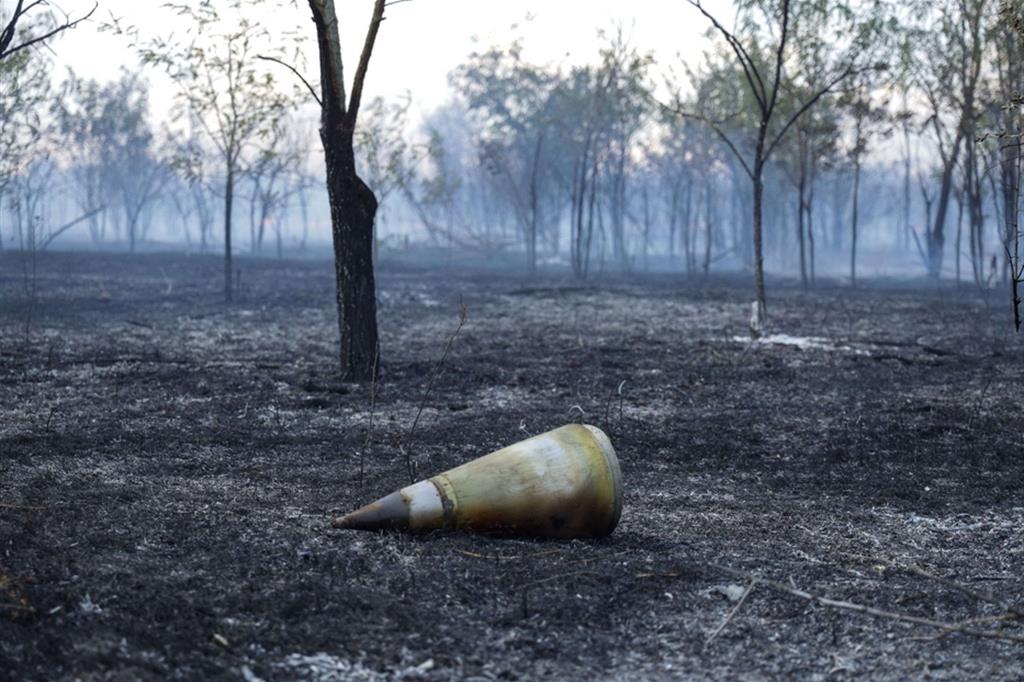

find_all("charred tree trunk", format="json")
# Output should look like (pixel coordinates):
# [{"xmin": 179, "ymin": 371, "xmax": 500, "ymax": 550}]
[
  {"xmin": 309, "ymin": 0, "xmax": 384, "ymax": 380},
  {"xmin": 326, "ymin": 161, "xmax": 379, "ymax": 379}
]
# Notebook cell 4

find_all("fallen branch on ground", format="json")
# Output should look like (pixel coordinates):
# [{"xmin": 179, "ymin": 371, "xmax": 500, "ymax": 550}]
[
  {"xmin": 455, "ymin": 548, "xmax": 562, "ymax": 561},
  {"xmin": 855, "ymin": 554, "xmax": 1024, "ymax": 620},
  {"xmin": 703, "ymin": 562, "xmax": 1024, "ymax": 644},
  {"xmin": 705, "ymin": 578, "xmax": 759, "ymax": 646}
]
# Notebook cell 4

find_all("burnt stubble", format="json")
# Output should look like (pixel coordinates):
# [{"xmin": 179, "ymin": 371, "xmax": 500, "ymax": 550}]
[{"xmin": 1, "ymin": 251, "xmax": 1022, "ymax": 680}]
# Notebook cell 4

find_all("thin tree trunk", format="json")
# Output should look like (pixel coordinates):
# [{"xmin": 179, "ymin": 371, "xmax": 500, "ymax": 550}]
[
  {"xmin": 850, "ymin": 154, "xmax": 861, "ymax": 288},
  {"xmin": 797, "ymin": 149, "xmax": 807, "ymax": 289},
  {"xmin": 584, "ymin": 159, "xmax": 598, "ymax": 278},
  {"xmin": 902, "ymin": 91, "xmax": 912, "ymax": 252},
  {"xmin": 929, "ymin": 129, "xmax": 966, "ymax": 279},
  {"xmin": 703, "ymin": 178, "xmax": 714, "ymax": 279},
  {"xmin": 955, "ymin": 193, "xmax": 963, "ymax": 286},
  {"xmin": 683, "ymin": 182, "xmax": 693, "ymax": 277},
  {"xmin": 667, "ymin": 178, "xmax": 679, "ymax": 266},
  {"xmin": 526, "ymin": 132, "xmax": 543, "ymax": 275},
  {"xmin": 250, "ymin": 182, "xmax": 258, "ymax": 255},
  {"xmin": 224, "ymin": 164, "xmax": 234, "ymax": 302},
  {"xmin": 752, "ymin": 150, "xmax": 767, "ymax": 326},
  {"xmin": 807, "ymin": 200, "xmax": 816, "ymax": 285},
  {"xmin": 642, "ymin": 184, "xmax": 650, "ymax": 270},
  {"xmin": 970, "ymin": 163, "xmax": 984, "ymax": 287}
]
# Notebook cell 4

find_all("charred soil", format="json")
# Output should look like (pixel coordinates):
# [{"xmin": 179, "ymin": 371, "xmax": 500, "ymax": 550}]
[{"xmin": 1, "ymin": 251, "xmax": 1023, "ymax": 680}]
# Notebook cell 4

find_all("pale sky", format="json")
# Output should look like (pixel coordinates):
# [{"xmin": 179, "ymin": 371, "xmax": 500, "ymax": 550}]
[{"xmin": 49, "ymin": 0, "xmax": 717, "ymax": 125}]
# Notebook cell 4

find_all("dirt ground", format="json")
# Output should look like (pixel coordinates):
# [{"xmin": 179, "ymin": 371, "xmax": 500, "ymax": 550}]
[{"xmin": 1, "ymin": 250, "xmax": 1022, "ymax": 681}]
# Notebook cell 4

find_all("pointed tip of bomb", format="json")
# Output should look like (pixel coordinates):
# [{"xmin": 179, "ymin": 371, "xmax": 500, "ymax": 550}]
[
  {"xmin": 331, "ymin": 490, "xmax": 412, "ymax": 532},
  {"xmin": 330, "ymin": 513, "xmax": 360, "ymax": 529}
]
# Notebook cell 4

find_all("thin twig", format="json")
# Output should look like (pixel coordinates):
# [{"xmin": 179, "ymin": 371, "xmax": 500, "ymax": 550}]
[
  {"xmin": 617, "ymin": 379, "xmax": 626, "ymax": 426},
  {"xmin": 706, "ymin": 578, "xmax": 759, "ymax": 646},
  {"xmin": 456, "ymin": 548, "xmax": 561, "ymax": 561},
  {"xmin": 360, "ymin": 341, "xmax": 380, "ymax": 483},
  {"xmin": 636, "ymin": 571, "xmax": 684, "ymax": 578},
  {"xmin": 866, "ymin": 555, "xmax": 1024, "ymax": 620},
  {"xmin": 0, "ymin": 2, "xmax": 97, "ymax": 60},
  {"xmin": 256, "ymin": 55, "xmax": 322, "ymax": 106},
  {"xmin": 705, "ymin": 563, "xmax": 1024, "ymax": 644},
  {"xmin": 910, "ymin": 614, "xmax": 1018, "ymax": 642},
  {"xmin": 403, "ymin": 304, "xmax": 468, "ymax": 482},
  {"xmin": 39, "ymin": 206, "xmax": 105, "ymax": 251}
]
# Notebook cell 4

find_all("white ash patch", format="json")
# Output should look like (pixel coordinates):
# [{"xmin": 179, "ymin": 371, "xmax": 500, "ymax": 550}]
[
  {"xmin": 900, "ymin": 508, "xmax": 1024, "ymax": 533},
  {"xmin": 273, "ymin": 653, "xmax": 386, "ymax": 681},
  {"xmin": 473, "ymin": 385, "xmax": 533, "ymax": 410},
  {"xmin": 704, "ymin": 583, "xmax": 748, "ymax": 603},
  {"xmin": 272, "ymin": 652, "xmax": 435, "ymax": 681},
  {"xmin": 731, "ymin": 333, "xmax": 871, "ymax": 355},
  {"xmin": 79, "ymin": 593, "xmax": 102, "ymax": 614}
]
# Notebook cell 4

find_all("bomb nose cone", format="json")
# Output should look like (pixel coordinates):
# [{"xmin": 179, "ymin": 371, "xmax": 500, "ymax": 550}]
[
  {"xmin": 332, "ymin": 479, "xmax": 446, "ymax": 531},
  {"xmin": 332, "ymin": 491, "xmax": 410, "ymax": 531}
]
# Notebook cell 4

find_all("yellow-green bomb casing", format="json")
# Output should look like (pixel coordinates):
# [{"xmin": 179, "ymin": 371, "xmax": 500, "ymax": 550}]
[{"xmin": 333, "ymin": 424, "xmax": 623, "ymax": 538}]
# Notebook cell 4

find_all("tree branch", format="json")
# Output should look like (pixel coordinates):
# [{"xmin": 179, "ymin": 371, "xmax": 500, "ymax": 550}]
[
  {"xmin": 656, "ymin": 97, "xmax": 754, "ymax": 180},
  {"xmin": 0, "ymin": 1, "xmax": 97, "ymax": 61},
  {"xmin": 257, "ymin": 54, "xmax": 321, "ymax": 106},
  {"xmin": 764, "ymin": 0, "xmax": 791, "ymax": 119},
  {"xmin": 684, "ymin": 0, "xmax": 767, "ymax": 111},
  {"xmin": 39, "ymin": 205, "xmax": 105, "ymax": 251},
  {"xmin": 308, "ymin": 0, "xmax": 348, "ymax": 119},
  {"xmin": 0, "ymin": 0, "xmax": 28, "ymax": 56},
  {"xmin": 706, "ymin": 562, "xmax": 1024, "ymax": 644},
  {"xmin": 346, "ymin": 0, "xmax": 388, "ymax": 129},
  {"xmin": 764, "ymin": 64, "xmax": 866, "ymax": 163}
]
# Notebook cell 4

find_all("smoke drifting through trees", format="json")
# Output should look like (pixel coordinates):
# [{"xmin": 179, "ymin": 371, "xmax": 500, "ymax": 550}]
[{"xmin": 2, "ymin": 0, "xmax": 1024, "ymax": 329}]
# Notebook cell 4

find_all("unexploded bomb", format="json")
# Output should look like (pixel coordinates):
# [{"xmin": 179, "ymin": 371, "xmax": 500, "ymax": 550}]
[{"xmin": 333, "ymin": 424, "xmax": 623, "ymax": 538}]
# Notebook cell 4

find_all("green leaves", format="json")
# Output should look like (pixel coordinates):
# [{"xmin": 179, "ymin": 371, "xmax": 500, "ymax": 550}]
[
  {"xmin": 0, "ymin": 18, "xmax": 52, "ymax": 191},
  {"xmin": 127, "ymin": 1, "xmax": 300, "ymax": 171}
]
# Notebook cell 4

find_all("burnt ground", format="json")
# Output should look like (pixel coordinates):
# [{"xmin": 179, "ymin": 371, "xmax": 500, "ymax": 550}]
[{"xmin": 1, "ymin": 250, "xmax": 1023, "ymax": 681}]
